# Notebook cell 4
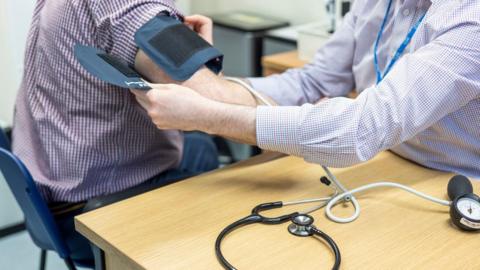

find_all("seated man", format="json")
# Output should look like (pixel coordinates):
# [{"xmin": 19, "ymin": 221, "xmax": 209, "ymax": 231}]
[
  {"xmin": 132, "ymin": 0, "xmax": 480, "ymax": 178},
  {"xmin": 12, "ymin": 0, "xmax": 218, "ymax": 264}
]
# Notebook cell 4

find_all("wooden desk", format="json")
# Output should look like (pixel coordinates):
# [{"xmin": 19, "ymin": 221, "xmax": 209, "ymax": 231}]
[
  {"xmin": 76, "ymin": 152, "xmax": 480, "ymax": 270},
  {"xmin": 262, "ymin": 51, "xmax": 307, "ymax": 76}
]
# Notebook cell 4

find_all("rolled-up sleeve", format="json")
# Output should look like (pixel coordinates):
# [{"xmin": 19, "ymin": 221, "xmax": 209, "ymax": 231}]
[
  {"xmin": 256, "ymin": 22, "xmax": 480, "ymax": 167},
  {"xmin": 88, "ymin": 0, "xmax": 181, "ymax": 64},
  {"xmin": 248, "ymin": 2, "xmax": 360, "ymax": 106}
]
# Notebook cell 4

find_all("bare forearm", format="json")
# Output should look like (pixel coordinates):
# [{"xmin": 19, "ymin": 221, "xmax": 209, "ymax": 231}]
[
  {"xmin": 200, "ymin": 101, "xmax": 257, "ymax": 145},
  {"xmin": 183, "ymin": 71, "xmax": 259, "ymax": 106}
]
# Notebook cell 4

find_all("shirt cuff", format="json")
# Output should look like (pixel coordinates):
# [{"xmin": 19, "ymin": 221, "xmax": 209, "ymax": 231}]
[
  {"xmin": 109, "ymin": 3, "xmax": 182, "ymax": 65},
  {"xmin": 256, "ymin": 106, "xmax": 304, "ymax": 156}
]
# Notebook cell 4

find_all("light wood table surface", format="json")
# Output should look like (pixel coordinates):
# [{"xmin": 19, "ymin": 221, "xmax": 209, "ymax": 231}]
[
  {"xmin": 262, "ymin": 51, "xmax": 307, "ymax": 76},
  {"xmin": 76, "ymin": 152, "xmax": 480, "ymax": 270}
]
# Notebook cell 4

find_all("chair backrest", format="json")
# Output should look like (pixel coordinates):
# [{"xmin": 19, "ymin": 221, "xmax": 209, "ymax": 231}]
[
  {"xmin": 0, "ymin": 127, "xmax": 11, "ymax": 151},
  {"xmin": 0, "ymin": 148, "xmax": 71, "ymax": 258}
]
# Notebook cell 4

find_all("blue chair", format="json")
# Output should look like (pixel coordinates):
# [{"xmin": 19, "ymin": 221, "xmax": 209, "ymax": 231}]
[
  {"xmin": 0, "ymin": 148, "xmax": 87, "ymax": 270},
  {"xmin": 0, "ymin": 127, "xmax": 11, "ymax": 150}
]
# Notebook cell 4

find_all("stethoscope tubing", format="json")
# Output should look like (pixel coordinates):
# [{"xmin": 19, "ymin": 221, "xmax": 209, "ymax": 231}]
[
  {"xmin": 215, "ymin": 212, "xmax": 341, "ymax": 270},
  {"xmin": 215, "ymin": 215, "xmax": 260, "ymax": 270},
  {"xmin": 310, "ymin": 226, "xmax": 341, "ymax": 270}
]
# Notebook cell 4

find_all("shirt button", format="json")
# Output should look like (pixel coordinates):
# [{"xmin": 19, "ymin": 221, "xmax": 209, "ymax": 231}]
[{"xmin": 403, "ymin": 9, "xmax": 410, "ymax": 16}]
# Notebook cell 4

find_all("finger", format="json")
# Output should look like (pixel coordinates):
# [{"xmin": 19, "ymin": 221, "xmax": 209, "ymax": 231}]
[
  {"xmin": 137, "ymin": 98, "xmax": 151, "ymax": 110},
  {"xmin": 184, "ymin": 15, "xmax": 212, "ymax": 25},
  {"xmin": 188, "ymin": 15, "xmax": 212, "ymax": 32},
  {"xmin": 150, "ymin": 84, "xmax": 182, "ymax": 92},
  {"xmin": 130, "ymin": 89, "xmax": 149, "ymax": 102},
  {"xmin": 146, "ymin": 82, "xmax": 172, "ymax": 90},
  {"xmin": 184, "ymin": 15, "xmax": 213, "ymax": 43},
  {"xmin": 156, "ymin": 124, "xmax": 171, "ymax": 130},
  {"xmin": 130, "ymin": 88, "xmax": 148, "ymax": 95},
  {"xmin": 134, "ymin": 95, "xmax": 151, "ymax": 110},
  {"xmin": 130, "ymin": 90, "xmax": 150, "ymax": 106},
  {"xmin": 145, "ymin": 88, "xmax": 172, "ymax": 105}
]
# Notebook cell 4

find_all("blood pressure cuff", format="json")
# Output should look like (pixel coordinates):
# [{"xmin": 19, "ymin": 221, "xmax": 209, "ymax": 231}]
[
  {"xmin": 74, "ymin": 45, "xmax": 151, "ymax": 90},
  {"xmin": 134, "ymin": 14, "xmax": 223, "ymax": 81}
]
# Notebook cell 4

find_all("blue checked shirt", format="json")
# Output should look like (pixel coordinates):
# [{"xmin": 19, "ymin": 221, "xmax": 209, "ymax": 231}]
[{"xmin": 250, "ymin": 0, "xmax": 480, "ymax": 178}]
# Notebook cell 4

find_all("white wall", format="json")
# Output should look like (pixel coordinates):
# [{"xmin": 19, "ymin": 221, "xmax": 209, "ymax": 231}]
[
  {"xmin": 176, "ymin": 0, "xmax": 191, "ymax": 14},
  {"xmin": 0, "ymin": 0, "xmax": 34, "ymax": 229},
  {"xmin": 189, "ymin": 0, "xmax": 327, "ymax": 25},
  {"xmin": 0, "ymin": 0, "xmax": 35, "ymax": 127},
  {"xmin": 0, "ymin": 3, "xmax": 17, "ymax": 127}
]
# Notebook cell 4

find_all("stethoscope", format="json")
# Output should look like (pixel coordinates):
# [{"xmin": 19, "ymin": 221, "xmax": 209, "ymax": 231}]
[
  {"xmin": 215, "ymin": 176, "xmax": 343, "ymax": 270},
  {"xmin": 217, "ymin": 1, "xmax": 480, "ymax": 269},
  {"xmin": 215, "ymin": 163, "xmax": 480, "ymax": 270}
]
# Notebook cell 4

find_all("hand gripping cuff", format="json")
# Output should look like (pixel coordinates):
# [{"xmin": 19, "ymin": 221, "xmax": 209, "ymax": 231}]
[{"xmin": 134, "ymin": 14, "xmax": 224, "ymax": 81}]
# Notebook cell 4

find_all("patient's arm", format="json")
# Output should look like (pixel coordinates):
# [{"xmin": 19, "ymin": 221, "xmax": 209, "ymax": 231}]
[{"xmin": 134, "ymin": 49, "xmax": 267, "ymax": 107}]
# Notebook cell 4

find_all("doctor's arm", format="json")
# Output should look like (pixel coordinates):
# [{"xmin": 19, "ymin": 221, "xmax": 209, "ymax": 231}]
[
  {"xmin": 134, "ymin": 0, "xmax": 361, "ymax": 107},
  {"xmin": 133, "ymin": 23, "xmax": 480, "ymax": 165},
  {"xmin": 247, "ymin": 7, "xmax": 359, "ymax": 106}
]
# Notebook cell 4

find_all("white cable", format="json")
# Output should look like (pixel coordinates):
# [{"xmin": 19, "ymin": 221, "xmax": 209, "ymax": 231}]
[
  {"xmin": 302, "ymin": 201, "xmax": 329, "ymax": 215},
  {"xmin": 320, "ymin": 165, "xmax": 362, "ymax": 221},
  {"xmin": 224, "ymin": 77, "xmax": 274, "ymax": 106},
  {"xmin": 228, "ymin": 80, "xmax": 452, "ymax": 224},
  {"xmin": 285, "ymin": 187, "xmax": 339, "ymax": 214},
  {"xmin": 284, "ymin": 197, "xmax": 333, "ymax": 206},
  {"xmin": 326, "ymin": 182, "xmax": 451, "ymax": 223},
  {"xmin": 322, "ymin": 166, "xmax": 349, "ymax": 193}
]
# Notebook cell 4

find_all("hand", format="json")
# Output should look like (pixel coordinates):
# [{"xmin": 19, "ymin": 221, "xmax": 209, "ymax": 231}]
[
  {"xmin": 315, "ymin": 97, "xmax": 330, "ymax": 105},
  {"xmin": 184, "ymin": 15, "xmax": 214, "ymax": 44},
  {"xmin": 131, "ymin": 84, "xmax": 215, "ymax": 131},
  {"xmin": 132, "ymin": 84, "xmax": 258, "ymax": 145}
]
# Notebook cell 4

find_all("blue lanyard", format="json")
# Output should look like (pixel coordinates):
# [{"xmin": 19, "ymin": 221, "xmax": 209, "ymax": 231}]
[{"xmin": 374, "ymin": 0, "xmax": 426, "ymax": 84}]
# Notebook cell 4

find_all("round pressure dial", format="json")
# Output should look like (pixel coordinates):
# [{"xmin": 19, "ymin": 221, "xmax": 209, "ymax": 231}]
[{"xmin": 450, "ymin": 194, "xmax": 480, "ymax": 231}]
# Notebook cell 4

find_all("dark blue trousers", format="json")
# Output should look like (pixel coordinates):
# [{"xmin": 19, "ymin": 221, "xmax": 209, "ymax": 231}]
[{"xmin": 53, "ymin": 132, "xmax": 219, "ymax": 266}]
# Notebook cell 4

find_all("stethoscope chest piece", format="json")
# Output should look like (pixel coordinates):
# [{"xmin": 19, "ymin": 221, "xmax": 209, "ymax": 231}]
[{"xmin": 288, "ymin": 214, "xmax": 315, "ymax": 237}]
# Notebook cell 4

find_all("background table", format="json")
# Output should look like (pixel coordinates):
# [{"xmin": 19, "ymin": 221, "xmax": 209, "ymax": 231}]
[
  {"xmin": 262, "ymin": 51, "xmax": 307, "ymax": 76},
  {"xmin": 76, "ymin": 152, "xmax": 480, "ymax": 270}
]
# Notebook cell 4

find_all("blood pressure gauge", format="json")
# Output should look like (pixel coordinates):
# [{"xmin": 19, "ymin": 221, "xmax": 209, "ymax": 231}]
[
  {"xmin": 448, "ymin": 175, "xmax": 480, "ymax": 231},
  {"xmin": 450, "ymin": 194, "xmax": 480, "ymax": 231}
]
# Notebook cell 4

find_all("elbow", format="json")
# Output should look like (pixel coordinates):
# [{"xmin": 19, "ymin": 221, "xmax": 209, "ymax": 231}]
[{"xmin": 300, "ymin": 143, "xmax": 374, "ymax": 168}]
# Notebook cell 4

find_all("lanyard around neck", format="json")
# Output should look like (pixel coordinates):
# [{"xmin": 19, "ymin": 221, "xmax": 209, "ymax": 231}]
[{"xmin": 374, "ymin": 0, "xmax": 426, "ymax": 84}]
